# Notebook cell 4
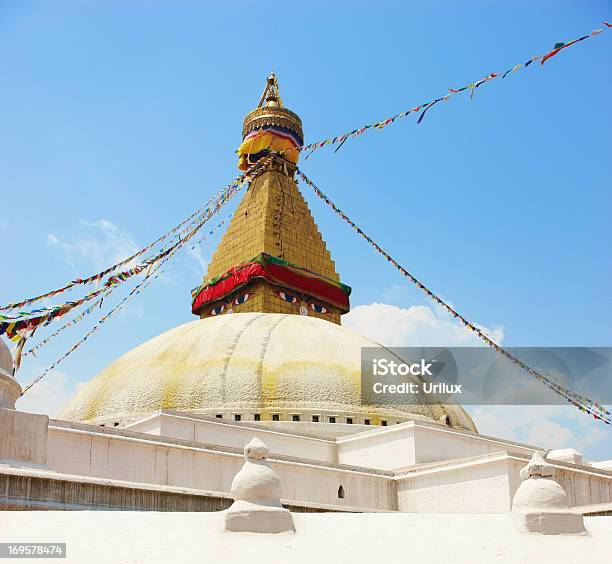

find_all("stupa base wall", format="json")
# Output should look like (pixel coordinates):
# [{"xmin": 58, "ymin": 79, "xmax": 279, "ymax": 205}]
[
  {"xmin": 0, "ymin": 466, "xmax": 369, "ymax": 513},
  {"xmin": 0, "ymin": 410, "xmax": 609, "ymax": 514},
  {"xmin": 0, "ymin": 407, "xmax": 48, "ymax": 467},
  {"xmin": 44, "ymin": 419, "xmax": 398, "ymax": 512}
]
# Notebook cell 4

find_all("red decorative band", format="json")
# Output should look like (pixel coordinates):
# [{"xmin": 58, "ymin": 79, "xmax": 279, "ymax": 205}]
[{"xmin": 191, "ymin": 254, "xmax": 350, "ymax": 315}]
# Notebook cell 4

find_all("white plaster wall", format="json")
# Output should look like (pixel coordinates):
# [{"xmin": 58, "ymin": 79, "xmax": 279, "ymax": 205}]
[
  {"xmin": 270, "ymin": 459, "xmax": 396, "ymax": 511},
  {"xmin": 0, "ymin": 409, "xmax": 48, "ymax": 466},
  {"xmin": 395, "ymin": 453, "xmax": 612, "ymax": 513},
  {"xmin": 265, "ymin": 420, "xmax": 375, "ymax": 438},
  {"xmin": 412, "ymin": 424, "xmax": 535, "ymax": 464},
  {"xmin": 126, "ymin": 414, "xmax": 338, "ymax": 463},
  {"xmin": 337, "ymin": 425, "xmax": 416, "ymax": 470},
  {"xmin": 336, "ymin": 421, "xmax": 535, "ymax": 472},
  {"xmin": 395, "ymin": 457, "xmax": 513, "ymax": 513},
  {"xmin": 126, "ymin": 415, "xmax": 546, "ymax": 475},
  {"xmin": 34, "ymin": 419, "xmax": 612, "ymax": 514},
  {"xmin": 46, "ymin": 425, "xmax": 395, "ymax": 510},
  {"xmin": 124, "ymin": 417, "xmax": 161, "ymax": 435}
]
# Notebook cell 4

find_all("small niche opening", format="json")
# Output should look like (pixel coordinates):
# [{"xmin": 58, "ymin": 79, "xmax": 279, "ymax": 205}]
[{"xmin": 337, "ymin": 485, "xmax": 345, "ymax": 499}]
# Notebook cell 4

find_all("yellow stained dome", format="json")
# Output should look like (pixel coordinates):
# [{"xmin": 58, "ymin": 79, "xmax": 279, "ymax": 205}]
[{"xmin": 58, "ymin": 313, "xmax": 477, "ymax": 431}]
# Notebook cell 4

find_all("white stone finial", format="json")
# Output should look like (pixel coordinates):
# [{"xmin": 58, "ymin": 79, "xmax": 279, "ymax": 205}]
[
  {"xmin": 519, "ymin": 450, "xmax": 554, "ymax": 480},
  {"xmin": 244, "ymin": 436, "xmax": 268, "ymax": 460},
  {"xmin": 223, "ymin": 437, "xmax": 295, "ymax": 533},
  {"xmin": 512, "ymin": 450, "xmax": 585, "ymax": 535},
  {"xmin": 0, "ymin": 338, "xmax": 21, "ymax": 410}
]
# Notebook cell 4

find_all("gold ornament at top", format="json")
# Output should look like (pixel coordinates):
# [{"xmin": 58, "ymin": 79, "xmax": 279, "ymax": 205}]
[{"xmin": 242, "ymin": 73, "xmax": 303, "ymax": 144}]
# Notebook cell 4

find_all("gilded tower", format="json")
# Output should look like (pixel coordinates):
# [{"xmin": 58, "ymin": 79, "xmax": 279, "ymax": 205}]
[{"xmin": 191, "ymin": 74, "xmax": 351, "ymax": 324}]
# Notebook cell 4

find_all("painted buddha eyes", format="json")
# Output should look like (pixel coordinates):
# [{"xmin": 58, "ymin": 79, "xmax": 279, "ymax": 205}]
[
  {"xmin": 310, "ymin": 303, "xmax": 328, "ymax": 314},
  {"xmin": 210, "ymin": 304, "xmax": 225, "ymax": 316},
  {"xmin": 276, "ymin": 291, "xmax": 328, "ymax": 314},
  {"xmin": 278, "ymin": 291, "xmax": 298, "ymax": 304},
  {"xmin": 234, "ymin": 293, "xmax": 250, "ymax": 306},
  {"xmin": 210, "ymin": 293, "xmax": 250, "ymax": 316}
]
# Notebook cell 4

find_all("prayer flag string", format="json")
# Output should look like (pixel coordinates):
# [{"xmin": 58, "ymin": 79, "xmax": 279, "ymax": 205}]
[
  {"xmin": 296, "ymin": 168, "xmax": 611, "ymax": 424},
  {"xmin": 21, "ymin": 214, "xmax": 234, "ymax": 360},
  {"xmin": 1, "ymin": 159, "xmax": 270, "ymax": 348},
  {"xmin": 261, "ymin": 23, "xmax": 609, "ymax": 161},
  {"xmin": 12, "ymin": 158, "xmax": 272, "ymax": 380},
  {"xmin": 20, "ymin": 208, "xmax": 244, "ymax": 395}
]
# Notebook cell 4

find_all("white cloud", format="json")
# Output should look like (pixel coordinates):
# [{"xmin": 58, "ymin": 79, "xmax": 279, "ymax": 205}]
[
  {"xmin": 575, "ymin": 426, "xmax": 608, "ymax": 451},
  {"xmin": 46, "ymin": 219, "xmax": 139, "ymax": 271},
  {"xmin": 46, "ymin": 233, "xmax": 59, "ymax": 246},
  {"xmin": 16, "ymin": 369, "xmax": 79, "ymax": 418},
  {"xmin": 527, "ymin": 419, "xmax": 574, "ymax": 449},
  {"xmin": 343, "ymin": 302, "xmax": 504, "ymax": 347}
]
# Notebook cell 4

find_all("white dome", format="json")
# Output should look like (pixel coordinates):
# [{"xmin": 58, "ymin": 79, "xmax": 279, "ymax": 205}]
[{"xmin": 58, "ymin": 313, "xmax": 477, "ymax": 431}]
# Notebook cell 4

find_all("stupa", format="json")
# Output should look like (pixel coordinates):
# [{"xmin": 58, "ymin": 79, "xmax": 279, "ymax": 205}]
[
  {"xmin": 57, "ymin": 73, "xmax": 476, "ymax": 432},
  {"xmin": 1, "ymin": 76, "xmax": 610, "ymax": 547}
]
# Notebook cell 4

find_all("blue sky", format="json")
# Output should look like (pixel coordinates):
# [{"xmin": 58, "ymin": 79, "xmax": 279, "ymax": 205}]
[{"xmin": 1, "ymin": 1, "xmax": 610, "ymax": 459}]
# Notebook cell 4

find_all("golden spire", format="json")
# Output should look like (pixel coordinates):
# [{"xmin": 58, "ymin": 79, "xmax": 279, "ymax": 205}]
[{"xmin": 192, "ymin": 74, "xmax": 349, "ymax": 324}]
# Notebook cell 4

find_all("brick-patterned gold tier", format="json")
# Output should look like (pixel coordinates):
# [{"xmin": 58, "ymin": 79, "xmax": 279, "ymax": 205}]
[
  {"xmin": 205, "ymin": 169, "xmax": 338, "ymax": 281},
  {"xmin": 199, "ymin": 166, "xmax": 345, "ymax": 324}
]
